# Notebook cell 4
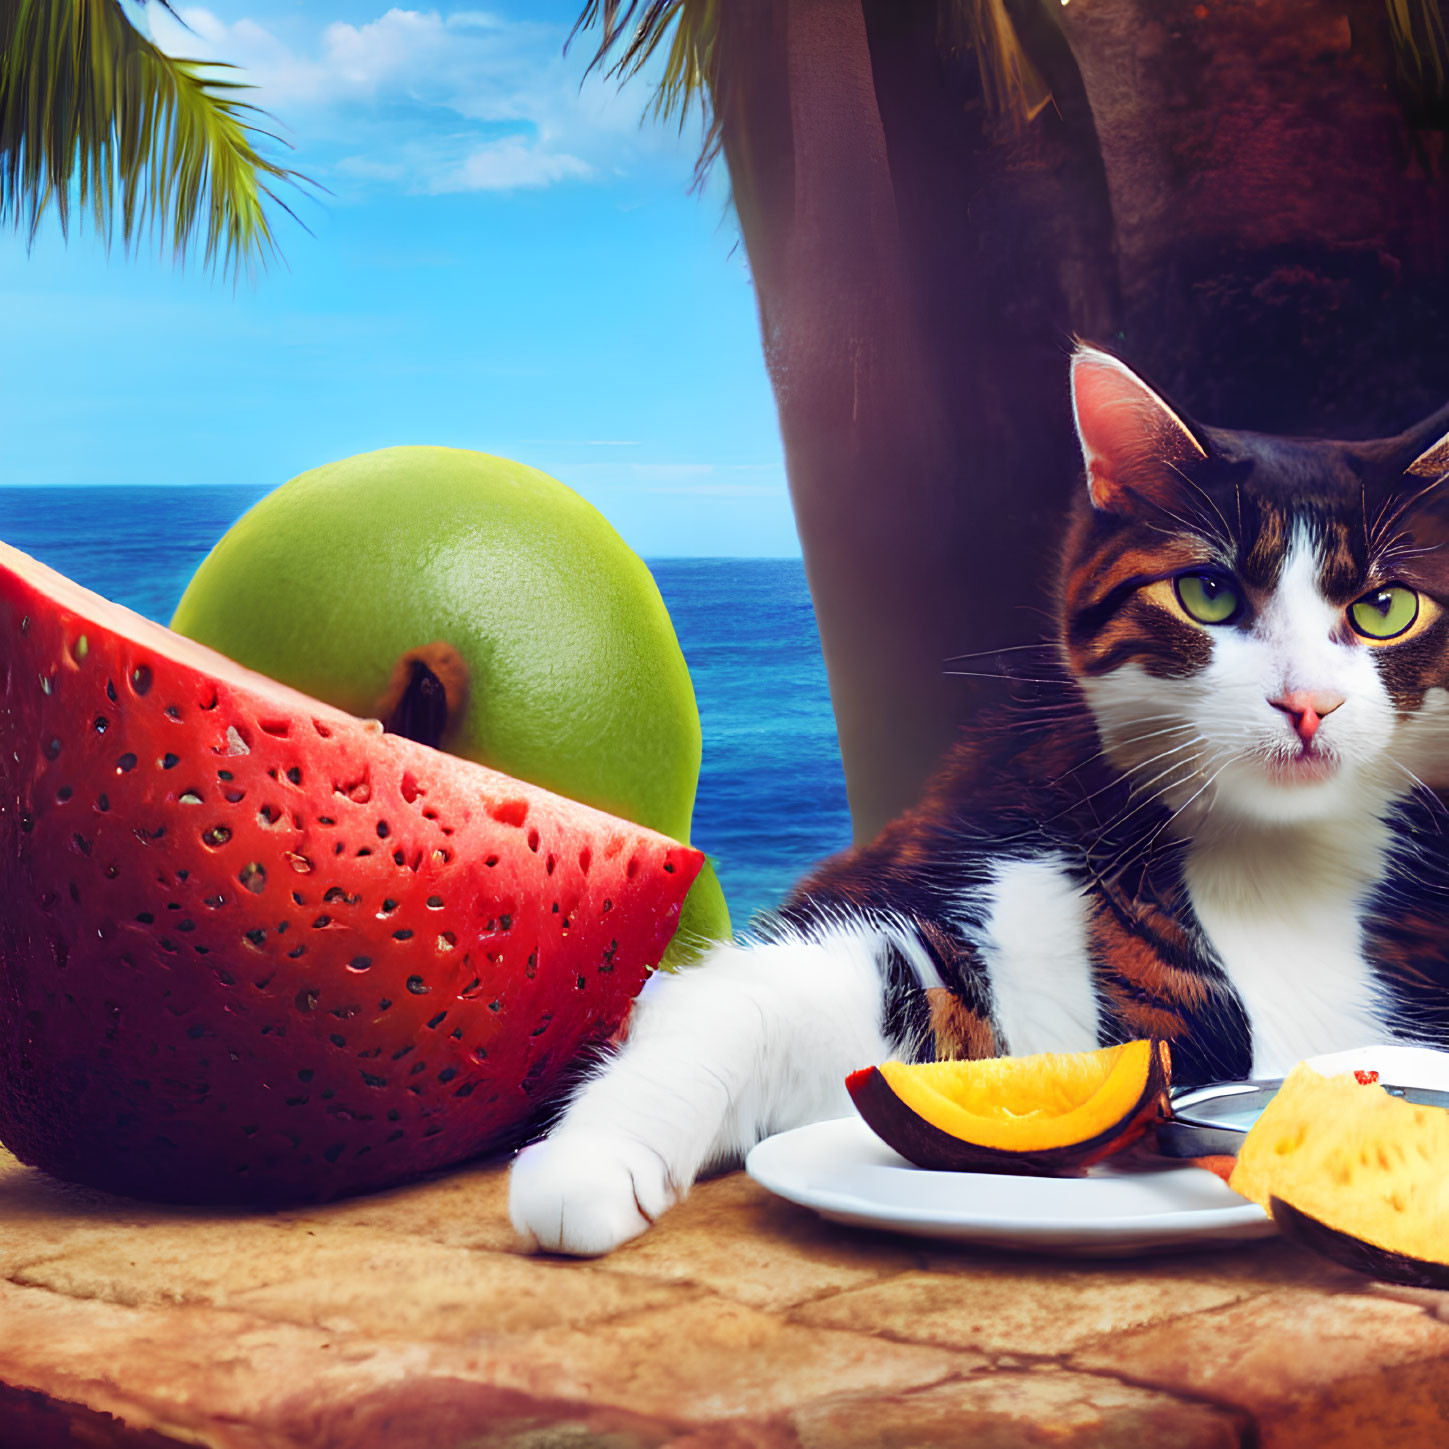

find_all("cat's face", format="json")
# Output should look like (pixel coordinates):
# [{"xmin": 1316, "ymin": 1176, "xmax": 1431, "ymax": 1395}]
[{"xmin": 1061, "ymin": 347, "xmax": 1449, "ymax": 826}]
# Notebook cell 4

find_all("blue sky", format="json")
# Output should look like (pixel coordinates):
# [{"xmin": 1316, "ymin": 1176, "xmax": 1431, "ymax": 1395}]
[{"xmin": 0, "ymin": 1, "xmax": 800, "ymax": 557}]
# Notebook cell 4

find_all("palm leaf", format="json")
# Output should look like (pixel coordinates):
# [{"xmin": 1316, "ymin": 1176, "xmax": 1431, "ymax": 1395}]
[
  {"xmin": 0, "ymin": 0, "xmax": 307, "ymax": 276},
  {"xmin": 1387, "ymin": 0, "xmax": 1449, "ymax": 129},
  {"xmin": 571, "ymin": 0, "xmax": 1052, "ymax": 182},
  {"xmin": 576, "ymin": 0, "xmax": 1449, "ymax": 169}
]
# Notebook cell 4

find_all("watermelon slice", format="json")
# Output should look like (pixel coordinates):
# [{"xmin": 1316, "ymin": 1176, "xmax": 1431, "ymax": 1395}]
[{"xmin": 0, "ymin": 541, "xmax": 702, "ymax": 1204}]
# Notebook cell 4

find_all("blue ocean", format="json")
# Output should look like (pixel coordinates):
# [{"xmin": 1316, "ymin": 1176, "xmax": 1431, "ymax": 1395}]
[{"xmin": 0, "ymin": 487, "xmax": 853, "ymax": 929}]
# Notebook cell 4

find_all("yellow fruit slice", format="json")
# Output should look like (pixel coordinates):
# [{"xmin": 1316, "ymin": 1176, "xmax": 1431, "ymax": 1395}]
[
  {"xmin": 846, "ymin": 1040, "xmax": 1171, "ymax": 1175},
  {"xmin": 1229, "ymin": 1064, "xmax": 1449, "ymax": 1284}
]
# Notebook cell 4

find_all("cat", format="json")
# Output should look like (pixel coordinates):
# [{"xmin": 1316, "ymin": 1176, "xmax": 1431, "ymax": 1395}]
[{"xmin": 509, "ymin": 342, "xmax": 1449, "ymax": 1256}]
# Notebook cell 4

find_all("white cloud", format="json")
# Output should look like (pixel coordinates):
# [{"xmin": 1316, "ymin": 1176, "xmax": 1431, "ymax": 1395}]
[
  {"xmin": 430, "ymin": 136, "xmax": 591, "ymax": 192},
  {"xmin": 147, "ymin": 5, "xmax": 704, "ymax": 195}
]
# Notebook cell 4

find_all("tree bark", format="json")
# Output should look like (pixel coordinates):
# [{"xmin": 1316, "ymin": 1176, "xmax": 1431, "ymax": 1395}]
[{"xmin": 713, "ymin": 0, "xmax": 1449, "ymax": 843}]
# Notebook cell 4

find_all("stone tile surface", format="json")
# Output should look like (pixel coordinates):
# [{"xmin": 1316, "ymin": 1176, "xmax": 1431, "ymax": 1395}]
[
  {"xmin": 4, "ymin": 1143, "xmax": 1449, "ymax": 1449},
  {"xmin": 597, "ymin": 1170, "xmax": 921, "ymax": 1310},
  {"xmin": 1072, "ymin": 1289, "xmax": 1449, "ymax": 1448},
  {"xmin": 789, "ymin": 1368, "xmax": 1246, "ymax": 1448}
]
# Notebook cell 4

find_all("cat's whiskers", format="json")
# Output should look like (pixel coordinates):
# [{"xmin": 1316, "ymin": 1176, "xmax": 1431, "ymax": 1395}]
[
  {"xmin": 1083, "ymin": 748, "xmax": 1214, "ymax": 861},
  {"xmin": 1047, "ymin": 721, "xmax": 1199, "ymax": 789},
  {"xmin": 1095, "ymin": 749, "xmax": 1237, "ymax": 883},
  {"xmin": 1383, "ymin": 755, "xmax": 1449, "ymax": 832}
]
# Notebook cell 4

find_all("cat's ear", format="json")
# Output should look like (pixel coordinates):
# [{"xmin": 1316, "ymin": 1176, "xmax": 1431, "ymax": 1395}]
[
  {"xmin": 1070, "ymin": 345, "xmax": 1208, "ymax": 514},
  {"xmin": 1402, "ymin": 408, "xmax": 1449, "ymax": 482}
]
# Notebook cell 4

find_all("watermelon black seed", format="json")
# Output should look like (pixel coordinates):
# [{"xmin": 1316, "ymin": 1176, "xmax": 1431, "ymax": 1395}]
[
  {"xmin": 391, "ymin": 1044, "xmax": 414, "ymax": 1061},
  {"xmin": 285, "ymin": 1095, "xmax": 308, "ymax": 1107},
  {"xmin": 380, "ymin": 899, "xmax": 398, "ymax": 916},
  {"xmin": 546, "ymin": 854, "xmax": 556, "ymax": 876},
  {"xmin": 166, "ymin": 705, "xmax": 182, "ymax": 720},
  {"xmin": 393, "ymin": 850, "xmax": 406, "ymax": 866},
  {"xmin": 361, "ymin": 1071, "xmax": 386, "ymax": 1088},
  {"xmin": 19, "ymin": 813, "xmax": 33, "ymax": 833},
  {"xmin": 93, "ymin": 716, "xmax": 108, "ymax": 734},
  {"xmin": 295, "ymin": 989, "xmax": 319, "ymax": 1012},
  {"xmin": 450, "ymin": 1027, "xmax": 462, "ymax": 1040},
  {"xmin": 323, "ymin": 1142, "xmax": 345, "ymax": 1164},
  {"xmin": 239, "ymin": 863, "xmax": 266, "ymax": 894},
  {"xmin": 527, "ymin": 829, "xmax": 540, "ymax": 853},
  {"xmin": 287, "ymin": 946, "xmax": 305, "ymax": 959},
  {"xmin": 186, "ymin": 1024, "xmax": 207, "ymax": 1040},
  {"xmin": 409, "ymin": 1061, "xmax": 426, "ymax": 1076},
  {"xmin": 426, "ymin": 1012, "xmax": 446, "ymax": 1030},
  {"xmin": 405, "ymin": 975, "xmax": 428, "ymax": 994},
  {"xmin": 130, "ymin": 665, "xmax": 152, "ymax": 696},
  {"xmin": 347, "ymin": 956, "xmax": 372, "ymax": 973},
  {"xmin": 426, "ymin": 895, "xmax": 444, "ymax": 909},
  {"xmin": 160, "ymin": 753, "xmax": 180, "ymax": 770},
  {"xmin": 393, "ymin": 929, "xmax": 413, "ymax": 942},
  {"xmin": 297, "ymin": 1069, "xmax": 314, "ymax": 1083},
  {"xmin": 203, "ymin": 894, "xmax": 226, "ymax": 908},
  {"xmin": 438, "ymin": 1067, "xmax": 457, "ymax": 1084},
  {"xmin": 43, "ymin": 737, "xmax": 61, "ymax": 760},
  {"xmin": 72, "ymin": 834, "xmax": 91, "ymax": 856},
  {"xmin": 484, "ymin": 855, "xmax": 498, "ymax": 868},
  {"xmin": 376, "ymin": 821, "xmax": 390, "ymax": 839},
  {"xmin": 56, "ymin": 785, "xmax": 72, "ymax": 802},
  {"xmin": 312, "ymin": 915, "xmax": 332, "ymax": 930},
  {"xmin": 244, "ymin": 929, "xmax": 267, "ymax": 949},
  {"xmin": 454, "ymin": 1081, "xmax": 476, "ymax": 1098},
  {"xmin": 576, "ymin": 974, "xmax": 587, "ymax": 990},
  {"xmin": 329, "ymin": 1033, "xmax": 346, "ymax": 1048},
  {"xmin": 378, "ymin": 997, "xmax": 392, "ymax": 1010},
  {"xmin": 286, "ymin": 767, "xmax": 302, "ymax": 785},
  {"xmin": 116, "ymin": 753, "xmax": 137, "ymax": 773},
  {"xmin": 106, "ymin": 678, "xmax": 116, "ymax": 702}
]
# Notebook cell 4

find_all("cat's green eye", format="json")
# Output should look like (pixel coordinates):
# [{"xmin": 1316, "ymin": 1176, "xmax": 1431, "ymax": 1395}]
[
  {"xmin": 1349, "ymin": 585, "xmax": 1419, "ymax": 641},
  {"xmin": 1174, "ymin": 572, "xmax": 1242, "ymax": 626}
]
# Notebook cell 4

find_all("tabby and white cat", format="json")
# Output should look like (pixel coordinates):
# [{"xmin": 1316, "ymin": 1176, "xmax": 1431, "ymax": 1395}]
[{"xmin": 510, "ymin": 344, "xmax": 1449, "ymax": 1256}]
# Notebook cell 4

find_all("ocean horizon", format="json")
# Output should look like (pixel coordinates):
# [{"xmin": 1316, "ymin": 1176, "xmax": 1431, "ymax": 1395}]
[{"xmin": 0, "ymin": 486, "xmax": 853, "ymax": 930}]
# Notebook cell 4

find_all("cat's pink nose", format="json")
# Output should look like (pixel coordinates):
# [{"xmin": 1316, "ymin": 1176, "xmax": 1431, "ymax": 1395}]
[{"xmin": 1269, "ymin": 690, "xmax": 1345, "ymax": 744}]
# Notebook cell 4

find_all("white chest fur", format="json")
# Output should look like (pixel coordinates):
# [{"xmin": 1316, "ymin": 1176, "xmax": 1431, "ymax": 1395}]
[{"xmin": 1182, "ymin": 814, "xmax": 1396, "ymax": 1076}]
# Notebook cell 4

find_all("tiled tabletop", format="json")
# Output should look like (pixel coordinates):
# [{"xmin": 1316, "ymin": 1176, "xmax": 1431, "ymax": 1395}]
[{"xmin": 2, "ymin": 1145, "xmax": 1447, "ymax": 1448}]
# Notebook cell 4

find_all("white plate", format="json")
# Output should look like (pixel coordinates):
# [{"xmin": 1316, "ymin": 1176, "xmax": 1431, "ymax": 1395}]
[{"xmin": 746, "ymin": 1116, "xmax": 1273, "ymax": 1256}]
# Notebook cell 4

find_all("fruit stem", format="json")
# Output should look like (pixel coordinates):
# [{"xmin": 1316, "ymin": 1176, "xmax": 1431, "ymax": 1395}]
[{"xmin": 378, "ymin": 643, "xmax": 469, "ymax": 750}]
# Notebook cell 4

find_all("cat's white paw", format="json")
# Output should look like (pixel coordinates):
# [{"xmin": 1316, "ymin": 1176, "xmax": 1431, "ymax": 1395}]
[{"xmin": 508, "ymin": 1131, "xmax": 678, "ymax": 1256}]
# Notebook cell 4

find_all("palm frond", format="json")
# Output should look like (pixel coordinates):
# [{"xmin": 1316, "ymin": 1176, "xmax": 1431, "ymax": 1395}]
[
  {"xmin": 571, "ymin": 1, "xmax": 726, "ymax": 185},
  {"xmin": 0, "ymin": 0, "xmax": 308, "ymax": 277},
  {"xmin": 571, "ymin": 0, "xmax": 1053, "ymax": 183},
  {"xmin": 1387, "ymin": 0, "xmax": 1449, "ymax": 129}
]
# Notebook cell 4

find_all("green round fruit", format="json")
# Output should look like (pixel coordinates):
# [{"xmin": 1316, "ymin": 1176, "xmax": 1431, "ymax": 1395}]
[{"xmin": 171, "ymin": 446, "xmax": 729, "ymax": 964}]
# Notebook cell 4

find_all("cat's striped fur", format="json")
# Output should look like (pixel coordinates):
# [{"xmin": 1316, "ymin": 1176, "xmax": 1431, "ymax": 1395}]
[{"xmin": 510, "ymin": 345, "xmax": 1449, "ymax": 1255}]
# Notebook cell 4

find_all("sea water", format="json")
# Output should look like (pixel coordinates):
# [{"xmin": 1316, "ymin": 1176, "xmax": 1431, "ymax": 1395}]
[{"xmin": 0, "ymin": 486, "xmax": 853, "ymax": 928}]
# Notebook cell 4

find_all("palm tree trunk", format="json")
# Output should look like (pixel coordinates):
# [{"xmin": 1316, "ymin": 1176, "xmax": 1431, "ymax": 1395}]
[{"xmin": 711, "ymin": 0, "xmax": 1449, "ymax": 844}]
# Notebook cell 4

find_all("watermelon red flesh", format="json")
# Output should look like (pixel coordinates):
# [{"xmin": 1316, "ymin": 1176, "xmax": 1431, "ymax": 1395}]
[{"xmin": 0, "ymin": 540, "xmax": 702, "ymax": 1204}]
